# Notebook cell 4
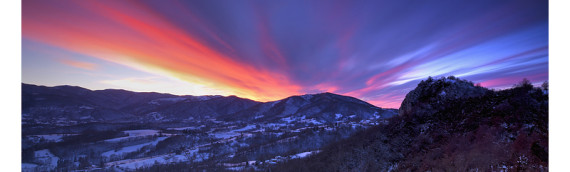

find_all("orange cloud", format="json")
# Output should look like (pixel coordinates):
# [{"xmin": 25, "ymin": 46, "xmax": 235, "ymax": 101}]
[
  {"xmin": 58, "ymin": 59, "xmax": 98, "ymax": 70},
  {"xmin": 22, "ymin": 0, "xmax": 301, "ymax": 101},
  {"xmin": 366, "ymin": 99, "xmax": 402, "ymax": 109}
]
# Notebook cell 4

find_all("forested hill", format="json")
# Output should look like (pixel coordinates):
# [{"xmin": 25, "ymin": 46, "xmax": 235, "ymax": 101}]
[{"xmin": 273, "ymin": 76, "xmax": 548, "ymax": 171}]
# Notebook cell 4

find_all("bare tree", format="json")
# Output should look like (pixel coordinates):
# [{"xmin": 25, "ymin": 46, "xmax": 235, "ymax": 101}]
[{"xmin": 541, "ymin": 81, "xmax": 548, "ymax": 91}]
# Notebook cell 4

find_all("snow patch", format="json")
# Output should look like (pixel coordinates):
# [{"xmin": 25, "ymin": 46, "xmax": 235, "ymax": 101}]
[
  {"xmin": 373, "ymin": 112, "xmax": 381, "ymax": 119},
  {"xmin": 79, "ymin": 115, "xmax": 93, "ymax": 120},
  {"xmin": 444, "ymin": 78, "xmax": 457, "ymax": 84},
  {"xmin": 290, "ymin": 150, "xmax": 321, "ymax": 159},
  {"xmin": 22, "ymin": 163, "xmax": 38, "ymax": 172},
  {"xmin": 232, "ymin": 125, "xmax": 256, "ymax": 132},
  {"xmin": 102, "ymin": 137, "xmax": 168, "ymax": 157},
  {"xmin": 226, "ymin": 166, "xmax": 245, "ymax": 171},
  {"xmin": 306, "ymin": 118, "xmax": 323, "ymax": 125},
  {"xmin": 335, "ymin": 113, "xmax": 343, "ymax": 119},
  {"xmin": 193, "ymin": 96, "xmax": 219, "ymax": 101},
  {"xmin": 281, "ymin": 117, "xmax": 295, "ymax": 123},
  {"xmin": 148, "ymin": 97, "xmax": 187, "ymax": 105},
  {"xmin": 269, "ymin": 100, "xmax": 282, "ymax": 107},
  {"xmin": 301, "ymin": 94, "xmax": 314, "ymax": 101},
  {"xmin": 34, "ymin": 149, "xmax": 59, "ymax": 170},
  {"xmin": 213, "ymin": 132, "xmax": 241, "ymax": 139},
  {"xmin": 125, "ymin": 130, "xmax": 160, "ymax": 137},
  {"xmin": 105, "ymin": 130, "xmax": 162, "ymax": 142},
  {"xmin": 147, "ymin": 112, "xmax": 164, "ymax": 121},
  {"xmin": 107, "ymin": 154, "xmax": 189, "ymax": 170},
  {"xmin": 28, "ymin": 134, "xmax": 77, "ymax": 142},
  {"xmin": 167, "ymin": 125, "xmax": 205, "ymax": 131}
]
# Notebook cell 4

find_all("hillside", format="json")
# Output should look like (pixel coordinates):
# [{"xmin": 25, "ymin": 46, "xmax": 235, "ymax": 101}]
[
  {"xmin": 22, "ymin": 84, "xmax": 395, "ymax": 126},
  {"xmin": 273, "ymin": 76, "xmax": 548, "ymax": 171},
  {"xmin": 21, "ymin": 83, "xmax": 397, "ymax": 171}
]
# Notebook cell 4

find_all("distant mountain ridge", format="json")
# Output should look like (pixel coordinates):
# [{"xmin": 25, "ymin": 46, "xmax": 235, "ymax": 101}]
[
  {"xmin": 224, "ymin": 92, "xmax": 395, "ymax": 123},
  {"xmin": 22, "ymin": 83, "xmax": 397, "ymax": 125}
]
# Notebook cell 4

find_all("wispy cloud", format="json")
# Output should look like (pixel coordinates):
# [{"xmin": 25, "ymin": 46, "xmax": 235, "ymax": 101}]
[
  {"xmin": 58, "ymin": 59, "xmax": 98, "ymax": 70},
  {"xmin": 22, "ymin": 0, "xmax": 548, "ymax": 108}
]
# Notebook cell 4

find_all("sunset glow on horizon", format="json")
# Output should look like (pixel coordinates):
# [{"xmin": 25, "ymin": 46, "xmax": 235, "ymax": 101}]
[{"xmin": 22, "ymin": 0, "xmax": 548, "ymax": 108}]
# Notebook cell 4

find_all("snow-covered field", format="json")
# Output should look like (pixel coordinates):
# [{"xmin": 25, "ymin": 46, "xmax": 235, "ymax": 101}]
[
  {"xmin": 290, "ymin": 150, "xmax": 321, "ymax": 159},
  {"xmin": 222, "ymin": 150, "xmax": 321, "ymax": 171},
  {"xmin": 27, "ymin": 134, "xmax": 77, "ymax": 142},
  {"xmin": 335, "ymin": 113, "xmax": 343, "ymax": 119},
  {"xmin": 262, "ymin": 150, "xmax": 320, "ymax": 164},
  {"xmin": 281, "ymin": 115, "xmax": 324, "ymax": 125},
  {"xmin": 21, "ymin": 163, "xmax": 38, "ymax": 172},
  {"xmin": 33, "ymin": 149, "xmax": 59, "ymax": 171},
  {"xmin": 125, "ymin": 130, "xmax": 160, "ymax": 136},
  {"xmin": 211, "ymin": 125, "xmax": 257, "ymax": 139},
  {"xmin": 167, "ymin": 126, "xmax": 199, "ymax": 130},
  {"xmin": 23, "ymin": 107, "xmax": 387, "ymax": 171},
  {"xmin": 106, "ymin": 153, "xmax": 189, "ymax": 170},
  {"xmin": 104, "ymin": 130, "xmax": 163, "ymax": 142},
  {"xmin": 102, "ymin": 137, "xmax": 168, "ymax": 157},
  {"xmin": 232, "ymin": 125, "xmax": 256, "ymax": 132},
  {"xmin": 213, "ymin": 132, "xmax": 241, "ymax": 139}
]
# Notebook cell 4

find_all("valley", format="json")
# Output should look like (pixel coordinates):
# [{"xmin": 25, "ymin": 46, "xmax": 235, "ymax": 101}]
[{"xmin": 21, "ymin": 83, "xmax": 396, "ymax": 171}]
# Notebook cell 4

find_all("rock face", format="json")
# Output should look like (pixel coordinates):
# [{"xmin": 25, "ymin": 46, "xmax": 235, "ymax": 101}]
[{"xmin": 399, "ymin": 76, "xmax": 489, "ymax": 117}]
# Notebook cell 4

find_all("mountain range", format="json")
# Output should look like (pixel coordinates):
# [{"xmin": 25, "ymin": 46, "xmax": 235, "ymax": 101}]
[
  {"xmin": 22, "ymin": 83, "xmax": 396, "ymax": 131},
  {"xmin": 21, "ymin": 76, "xmax": 548, "ymax": 171}
]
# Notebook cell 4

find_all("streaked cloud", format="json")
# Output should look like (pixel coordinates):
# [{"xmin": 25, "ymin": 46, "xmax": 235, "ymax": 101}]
[
  {"xmin": 22, "ymin": 0, "xmax": 548, "ymax": 108},
  {"xmin": 57, "ymin": 59, "xmax": 98, "ymax": 70}
]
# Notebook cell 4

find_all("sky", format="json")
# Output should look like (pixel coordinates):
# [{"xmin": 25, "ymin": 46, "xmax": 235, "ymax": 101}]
[{"xmin": 22, "ymin": 0, "xmax": 548, "ymax": 108}]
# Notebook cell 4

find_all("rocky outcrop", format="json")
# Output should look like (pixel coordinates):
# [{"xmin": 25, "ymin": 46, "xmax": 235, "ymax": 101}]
[
  {"xmin": 277, "ymin": 76, "xmax": 548, "ymax": 172},
  {"xmin": 399, "ymin": 76, "xmax": 489, "ymax": 117}
]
